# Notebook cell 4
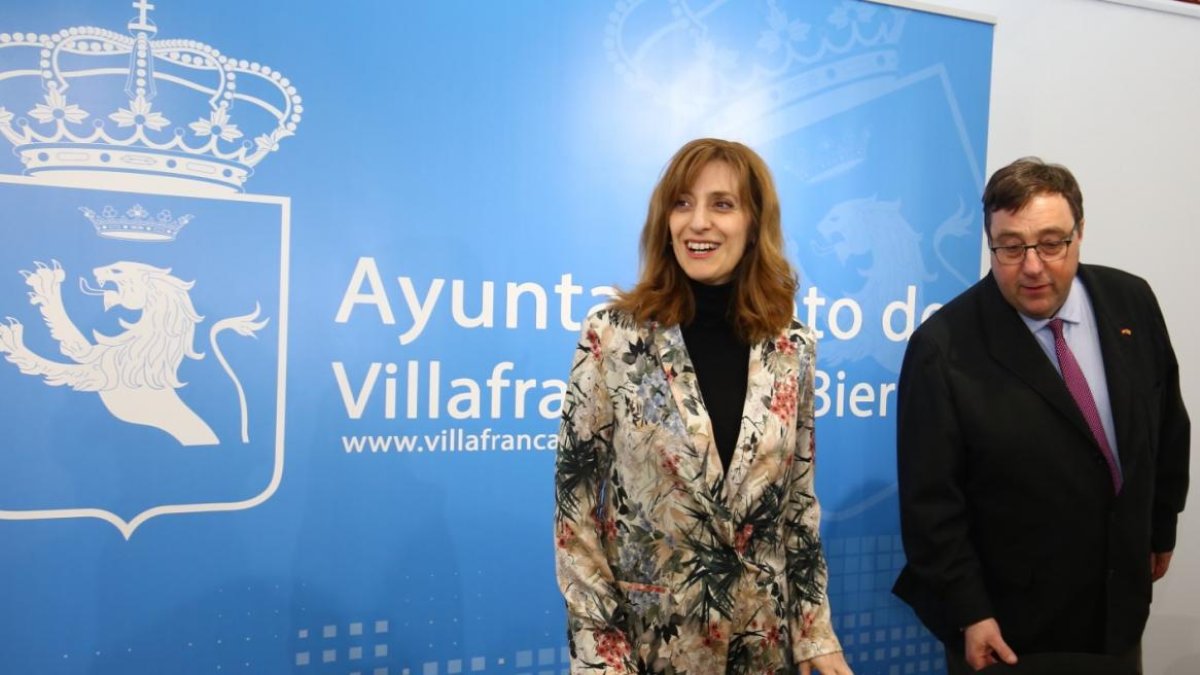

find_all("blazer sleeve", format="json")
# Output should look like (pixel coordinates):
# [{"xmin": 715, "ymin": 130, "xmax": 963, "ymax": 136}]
[
  {"xmin": 1147, "ymin": 288, "xmax": 1191, "ymax": 553},
  {"xmin": 785, "ymin": 334, "xmax": 843, "ymax": 662},
  {"xmin": 895, "ymin": 328, "xmax": 994, "ymax": 629},
  {"xmin": 553, "ymin": 313, "xmax": 635, "ymax": 673}
]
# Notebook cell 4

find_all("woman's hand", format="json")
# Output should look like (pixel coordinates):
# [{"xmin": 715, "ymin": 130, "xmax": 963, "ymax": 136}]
[{"xmin": 800, "ymin": 651, "xmax": 853, "ymax": 675}]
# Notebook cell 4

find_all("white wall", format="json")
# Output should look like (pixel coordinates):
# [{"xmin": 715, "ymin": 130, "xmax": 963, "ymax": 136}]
[{"xmin": 881, "ymin": 0, "xmax": 1200, "ymax": 672}]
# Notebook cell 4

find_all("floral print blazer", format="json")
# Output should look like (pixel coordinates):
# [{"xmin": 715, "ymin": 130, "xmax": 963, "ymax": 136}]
[{"xmin": 554, "ymin": 308, "xmax": 841, "ymax": 674}]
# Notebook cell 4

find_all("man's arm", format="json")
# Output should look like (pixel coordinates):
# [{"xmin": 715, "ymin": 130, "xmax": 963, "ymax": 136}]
[
  {"xmin": 896, "ymin": 330, "xmax": 995, "ymax": 631},
  {"xmin": 1147, "ymin": 286, "xmax": 1190, "ymax": 561}
]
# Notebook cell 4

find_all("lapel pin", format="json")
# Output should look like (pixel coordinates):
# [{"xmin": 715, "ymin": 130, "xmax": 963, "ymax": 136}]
[{"xmin": 1120, "ymin": 328, "xmax": 1132, "ymax": 336}]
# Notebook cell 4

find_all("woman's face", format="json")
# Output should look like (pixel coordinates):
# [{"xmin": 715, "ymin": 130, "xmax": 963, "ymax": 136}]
[{"xmin": 668, "ymin": 161, "xmax": 751, "ymax": 286}]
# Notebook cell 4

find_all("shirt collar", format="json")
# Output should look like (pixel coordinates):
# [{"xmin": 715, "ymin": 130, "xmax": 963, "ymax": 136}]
[{"xmin": 1019, "ymin": 274, "xmax": 1085, "ymax": 333}]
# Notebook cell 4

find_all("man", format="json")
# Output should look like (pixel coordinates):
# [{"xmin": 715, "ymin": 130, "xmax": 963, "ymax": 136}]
[{"xmin": 893, "ymin": 157, "xmax": 1190, "ymax": 673}]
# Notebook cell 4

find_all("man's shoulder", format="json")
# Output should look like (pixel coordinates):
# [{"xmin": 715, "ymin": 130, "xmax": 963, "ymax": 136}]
[
  {"xmin": 1080, "ymin": 263, "xmax": 1152, "ymax": 293},
  {"xmin": 1079, "ymin": 264, "xmax": 1157, "ymax": 309},
  {"xmin": 910, "ymin": 275, "xmax": 991, "ymax": 344}
]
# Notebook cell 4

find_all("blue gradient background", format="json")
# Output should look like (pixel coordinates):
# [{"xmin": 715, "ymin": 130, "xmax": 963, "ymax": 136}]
[{"xmin": 0, "ymin": 2, "xmax": 991, "ymax": 673}]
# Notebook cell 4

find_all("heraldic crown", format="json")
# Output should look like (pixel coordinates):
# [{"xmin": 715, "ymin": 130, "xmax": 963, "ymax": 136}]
[
  {"xmin": 0, "ymin": 0, "xmax": 301, "ymax": 194},
  {"xmin": 605, "ymin": 0, "xmax": 903, "ymax": 165},
  {"xmin": 80, "ymin": 204, "xmax": 192, "ymax": 241}
]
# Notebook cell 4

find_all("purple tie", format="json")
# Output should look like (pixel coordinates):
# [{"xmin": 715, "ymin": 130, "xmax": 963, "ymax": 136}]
[{"xmin": 1049, "ymin": 318, "xmax": 1122, "ymax": 493}]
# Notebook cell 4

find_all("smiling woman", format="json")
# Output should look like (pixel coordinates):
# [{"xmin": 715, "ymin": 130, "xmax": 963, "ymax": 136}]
[
  {"xmin": 667, "ymin": 161, "xmax": 750, "ymax": 286},
  {"xmin": 553, "ymin": 139, "xmax": 853, "ymax": 675},
  {"xmin": 610, "ymin": 138, "xmax": 796, "ymax": 343}
]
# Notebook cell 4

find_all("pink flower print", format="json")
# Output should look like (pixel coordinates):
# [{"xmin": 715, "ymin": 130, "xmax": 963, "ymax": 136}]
[
  {"xmin": 770, "ymin": 376, "xmax": 798, "ymax": 421},
  {"xmin": 702, "ymin": 621, "xmax": 724, "ymax": 647},
  {"xmin": 591, "ymin": 512, "xmax": 617, "ymax": 540},
  {"xmin": 764, "ymin": 624, "xmax": 780, "ymax": 647},
  {"xmin": 775, "ymin": 336, "xmax": 796, "ymax": 355},
  {"xmin": 800, "ymin": 611, "xmax": 816, "ymax": 638},
  {"xmin": 556, "ymin": 522, "xmax": 575, "ymax": 549},
  {"xmin": 594, "ymin": 628, "xmax": 631, "ymax": 671},
  {"xmin": 586, "ymin": 328, "xmax": 601, "ymax": 361},
  {"xmin": 661, "ymin": 452, "xmax": 680, "ymax": 475}
]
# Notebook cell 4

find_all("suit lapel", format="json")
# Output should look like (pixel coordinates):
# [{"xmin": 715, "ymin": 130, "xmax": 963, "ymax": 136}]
[
  {"xmin": 651, "ymin": 323, "xmax": 726, "ymax": 500},
  {"xmin": 1078, "ymin": 265, "xmax": 1140, "ymax": 479},
  {"xmin": 651, "ymin": 323, "xmax": 792, "ymax": 510},
  {"xmin": 978, "ymin": 273, "xmax": 1096, "ymax": 445},
  {"xmin": 724, "ymin": 337, "xmax": 776, "ymax": 504}
]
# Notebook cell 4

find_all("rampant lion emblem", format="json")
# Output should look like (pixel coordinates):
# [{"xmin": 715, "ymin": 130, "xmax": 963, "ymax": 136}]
[
  {"xmin": 0, "ymin": 260, "xmax": 267, "ymax": 446},
  {"xmin": 809, "ymin": 196, "xmax": 971, "ymax": 370}
]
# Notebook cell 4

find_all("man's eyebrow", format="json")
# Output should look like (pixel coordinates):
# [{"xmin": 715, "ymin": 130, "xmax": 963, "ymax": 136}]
[{"xmin": 992, "ymin": 227, "xmax": 1072, "ymax": 239}]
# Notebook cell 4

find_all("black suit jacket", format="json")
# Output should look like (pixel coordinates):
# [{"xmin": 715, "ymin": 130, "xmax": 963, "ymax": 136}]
[{"xmin": 893, "ymin": 265, "xmax": 1189, "ymax": 655}]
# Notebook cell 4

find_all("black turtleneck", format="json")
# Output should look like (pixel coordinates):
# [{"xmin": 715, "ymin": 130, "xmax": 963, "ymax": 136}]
[{"xmin": 680, "ymin": 280, "xmax": 750, "ymax": 473}]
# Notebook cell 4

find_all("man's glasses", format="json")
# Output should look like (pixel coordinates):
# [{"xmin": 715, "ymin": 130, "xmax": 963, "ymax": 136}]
[{"xmin": 989, "ymin": 228, "xmax": 1076, "ymax": 265}]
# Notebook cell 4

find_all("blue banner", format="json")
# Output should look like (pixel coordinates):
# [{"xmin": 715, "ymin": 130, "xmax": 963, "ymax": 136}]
[{"xmin": 0, "ymin": 1, "xmax": 991, "ymax": 673}]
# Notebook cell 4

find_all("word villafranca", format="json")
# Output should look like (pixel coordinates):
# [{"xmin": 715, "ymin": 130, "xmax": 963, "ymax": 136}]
[{"xmin": 333, "ymin": 360, "xmax": 566, "ymax": 422}]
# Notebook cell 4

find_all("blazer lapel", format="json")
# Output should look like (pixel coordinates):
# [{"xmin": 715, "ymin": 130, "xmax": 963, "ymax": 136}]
[
  {"xmin": 1078, "ymin": 265, "xmax": 1140, "ymax": 480},
  {"xmin": 978, "ymin": 273, "xmax": 1096, "ymax": 445},
  {"xmin": 651, "ymin": 323, "xmax": 727, "ymax": 500},
  {"xmin": 724, "ymin": 337, "xmax": 776, "ymax": 505}
]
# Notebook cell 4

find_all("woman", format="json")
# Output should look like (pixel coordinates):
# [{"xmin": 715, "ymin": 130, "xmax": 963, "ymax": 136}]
[{"xmin": 554, "ymin": 139, "xmax": 850, "ymax": 675}]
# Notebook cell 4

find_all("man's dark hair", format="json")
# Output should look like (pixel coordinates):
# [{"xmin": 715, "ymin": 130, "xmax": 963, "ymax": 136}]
[{"xmin": 982, "ymin": 157, "xmax": 1084, "ymax": 235}]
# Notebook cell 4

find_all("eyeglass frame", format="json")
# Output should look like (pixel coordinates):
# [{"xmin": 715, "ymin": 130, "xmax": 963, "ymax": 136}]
[{"xmin": 988, "ymin": 225, "xmax": 1078, "ymax": 265}]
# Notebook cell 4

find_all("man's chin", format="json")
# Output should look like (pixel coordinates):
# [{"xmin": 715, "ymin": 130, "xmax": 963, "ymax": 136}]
[{"xmin": 1017, "ymin": 300, "xmax": 1058, "ymax": 320}]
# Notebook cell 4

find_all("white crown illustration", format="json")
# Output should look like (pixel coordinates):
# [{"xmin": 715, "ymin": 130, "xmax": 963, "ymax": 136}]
[
  {"xmin": 81, "ymin": 203, "xmax": 192, "ymax": 241},
  {"xmin": 606, "ymin": 0, "xmax": 903, "ymax": 157},
  {"xmin": 0, "ymin": 0, "xmax": 301, "ymax": 194}
]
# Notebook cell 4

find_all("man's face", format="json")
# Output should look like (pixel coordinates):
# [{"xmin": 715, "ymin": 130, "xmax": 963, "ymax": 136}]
[{"xmin": 988, "ymin": 192, "xmax": 1082, "ymax": 319}]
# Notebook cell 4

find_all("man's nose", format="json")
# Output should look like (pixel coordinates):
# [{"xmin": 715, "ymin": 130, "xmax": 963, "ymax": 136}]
[{"xmin": 1020, "ymin": 246, "xmax": 1045, "ymax": 274}]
